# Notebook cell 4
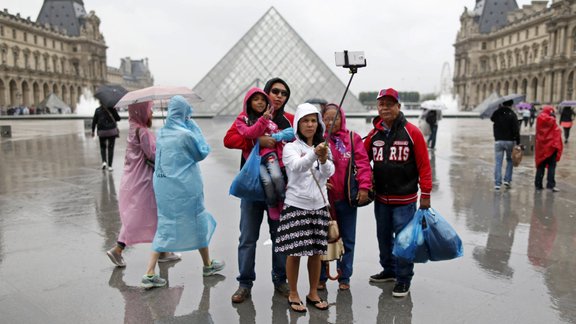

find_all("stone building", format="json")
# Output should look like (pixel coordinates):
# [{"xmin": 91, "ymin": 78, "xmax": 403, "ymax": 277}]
[
  {"xmin": 0, "ymin": 0, "xmax": 153, "ymax": 112},
  {"xmin": 107, "ymin": 57, "xmax": 154, "ymax": 92},
  {"xmin": 454, "ymin": 0, "xmax": 576, "ymax": 111}
]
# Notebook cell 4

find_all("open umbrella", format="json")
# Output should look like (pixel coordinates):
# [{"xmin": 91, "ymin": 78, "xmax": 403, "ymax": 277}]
[
  {"xmin": 94, "ymin": 84, "xmax": 128, "ymax": 108},
  {"xmin": 516, "ymin": 102, "xmax": 532, "ymax": 110},
  {"xmin": 115, "ymin": 85, "xmax": 203, "ymax": 109},
  {"xmin": 558, "ymin": 100, "xmax": 576, "ymax": 107},
  {"xmin": 479, "ymin": 94, "xmax": 525, "ymax": 119},
  {"xmin": 420, "ymin": 100, "xmax": 447, "ymax": 111}
]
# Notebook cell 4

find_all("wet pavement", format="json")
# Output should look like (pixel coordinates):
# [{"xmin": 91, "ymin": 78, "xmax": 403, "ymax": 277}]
[{"xmin": 0, "ymin": 117, "xmax": 575, "ymax": 323}]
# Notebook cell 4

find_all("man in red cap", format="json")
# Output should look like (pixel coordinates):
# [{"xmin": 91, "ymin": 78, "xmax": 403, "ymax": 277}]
[{"xmin": 363, "ymin": 88, "xmax": 432, "ymax": 297}]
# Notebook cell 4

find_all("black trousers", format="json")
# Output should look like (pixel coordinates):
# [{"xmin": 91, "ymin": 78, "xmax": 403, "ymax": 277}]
[{"xmin": 99, "ymin": 136, "xmax": 116, "ymax": 166}]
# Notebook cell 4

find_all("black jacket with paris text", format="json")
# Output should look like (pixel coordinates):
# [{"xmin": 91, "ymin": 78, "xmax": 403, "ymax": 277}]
[{"xmin": 363, "ymin": 112, "xmax": 432, "ymax": 205}]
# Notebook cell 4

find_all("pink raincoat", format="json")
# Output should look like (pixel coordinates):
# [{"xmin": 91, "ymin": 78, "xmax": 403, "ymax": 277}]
[
  {"xmin": 117, "ymin": 101, "xmax": 157, "ymax": 245},
  {"xmin": 323, "ymin": 104, "xmax": 372, "ymax": 202}
]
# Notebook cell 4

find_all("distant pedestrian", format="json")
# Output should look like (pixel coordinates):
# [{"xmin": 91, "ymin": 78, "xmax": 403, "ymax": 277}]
[
  {"xmin": 364, "ymin": 88, "xmax": 432, "ymax": 298},
  {"xmin": 105, "ymin": 101, "xmax": 180, "ymax": 268},
  {"xmin": 559, "ymin": 106, "xmax": 575, "ymax": 144},
  {"xmin": 92, "ymin": 102, "xmax": 121, "ymax": 171},
  {"xmin": 529, "ymin": 105, "xmax": 537, "ymax": 127},
  {"xmin": 275, "ymin": 103, "xmax": 334, "ymax": 312},
  {"xmin": 491, "ymin": 99, "xmax": 520, "ymax": 190},
  {"xmin": 142, "ymin": 95, "xmax": 224, "ymax": 289},
  {"xmin": 425, "ymin": 109, "xmax": 441, "ymax": 149},
  {"xmin": 535, "ymin": 106, "xmax": 563, "ymax": 192},
  {"xmin": 522, "ymin": 108, "xmax": 530, "ymax": 128}
]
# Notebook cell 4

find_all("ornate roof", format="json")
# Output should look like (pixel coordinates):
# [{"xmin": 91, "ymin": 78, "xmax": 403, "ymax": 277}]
[{"xmin": 37, "ymin": 0, "xmax": 87, "ymax": 36}]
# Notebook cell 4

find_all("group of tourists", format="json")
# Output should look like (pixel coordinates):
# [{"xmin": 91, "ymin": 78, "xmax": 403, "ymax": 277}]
[
  {"xmin": 98, "ymin": 77, "xmax": 433, "ymax": 313},
  {"xmin": 223, "ymin": 79, "xmax": 432, "ymax": 312}
]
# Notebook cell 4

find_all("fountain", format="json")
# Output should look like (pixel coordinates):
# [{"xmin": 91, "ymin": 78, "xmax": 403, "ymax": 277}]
[
  {"xmin": 438, "ymin": 62, "xmax": 459, "ymax": 112},
  {"xmin": 75, "ymin": 88, "xmax": 100, "ymax": 116}
]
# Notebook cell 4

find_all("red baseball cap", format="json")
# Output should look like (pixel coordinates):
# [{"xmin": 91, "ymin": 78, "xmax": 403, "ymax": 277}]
[{"xmin": 376, "ymin": 88, "xmax": 399, "ymax": 102}]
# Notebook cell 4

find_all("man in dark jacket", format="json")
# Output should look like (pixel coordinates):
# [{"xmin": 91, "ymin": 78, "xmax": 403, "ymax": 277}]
[
  {"xmin": 363, "ymin": 88, "xmax": 432, "ymax": 298},
  {"xmin": 491, "ymin": 99, "xmax": 520, "ymax": 190}
]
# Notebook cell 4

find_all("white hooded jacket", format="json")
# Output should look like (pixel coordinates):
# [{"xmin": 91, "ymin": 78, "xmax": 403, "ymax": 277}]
[{"xmin": 282, "ymin": 103, "xmax": 335, "ymax": 210}]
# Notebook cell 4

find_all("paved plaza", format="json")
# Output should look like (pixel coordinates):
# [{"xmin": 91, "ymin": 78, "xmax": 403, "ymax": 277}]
[{"xmin": 0, "ymin": 117, "xmax": 575, "ymax": 323}]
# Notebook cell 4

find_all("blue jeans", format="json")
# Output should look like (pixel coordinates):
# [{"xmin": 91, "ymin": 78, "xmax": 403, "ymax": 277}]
[
  {"xmin": 237, "ymin": 199, "xmax": 287, "ymax": 289},
  {"xmin": 374, "ymin": 201, "xmax": 416, "ymax": 284},
  {"xmin": 535, "ymin": 151, "xmax": 557, "ymax": 189},
  {"xmin": 494, "ymin": 141, "xmax": 514, "ymax": 186},
  {"xmin": 320, "ymin": 200, "xmax": 358, "ymax": 284},
  {"xmin": 260, "ymin": 152, "xmax": 286, "ymax": 206}
]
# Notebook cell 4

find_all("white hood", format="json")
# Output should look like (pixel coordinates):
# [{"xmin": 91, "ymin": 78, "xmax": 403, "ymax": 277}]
[{"xmin": 293, "ymin": 103, "xmax": 326, "ymax": 139}]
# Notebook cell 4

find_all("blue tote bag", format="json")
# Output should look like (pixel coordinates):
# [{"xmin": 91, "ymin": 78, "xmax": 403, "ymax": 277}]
[{"xmin": 229, "ymin": 145, "xmax": 265, "ymax": 201}]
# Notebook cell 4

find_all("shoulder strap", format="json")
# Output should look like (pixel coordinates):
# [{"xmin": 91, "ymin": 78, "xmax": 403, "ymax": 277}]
[
  {"xmin": 310, "ymin": 169, "xmax": 328, "ymax": 207},
  {"xmin": 104, "ymin": 108, "xmax": 116, "ymax": 125},
  {"xmin": 349, "ymin": 131, "xmax": 355, "ymax": 164}
]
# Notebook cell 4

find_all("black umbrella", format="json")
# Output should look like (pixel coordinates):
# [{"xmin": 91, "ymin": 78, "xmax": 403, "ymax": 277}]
[
  {"xmin": 94, "ymin": 84, "xmax": 128, "ymax": 108},
  {"xmin": 479, "ymin": 94, "xmax": 525, "ymax": 119}
]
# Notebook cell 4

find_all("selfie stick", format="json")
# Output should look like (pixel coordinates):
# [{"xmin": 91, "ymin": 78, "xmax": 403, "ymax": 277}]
[{"xmin": 326, "ymin": 67, "xmax": 358, "ymax": 139}]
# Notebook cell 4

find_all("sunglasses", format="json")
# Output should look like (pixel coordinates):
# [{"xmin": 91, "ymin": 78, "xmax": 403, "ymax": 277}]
[{"xmin": 270, "ymin": 88, "xmax": 288, "ymax": 97}]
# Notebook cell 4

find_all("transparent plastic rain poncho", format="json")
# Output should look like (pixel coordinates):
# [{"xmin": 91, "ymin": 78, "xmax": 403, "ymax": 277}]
[
  {"xmin": 118, "ymin": 101, "xmax": 157, "ymax": 245},
  {"xmin": 152, "ymin": 96, "xmax": 216, "ymax": 252}
]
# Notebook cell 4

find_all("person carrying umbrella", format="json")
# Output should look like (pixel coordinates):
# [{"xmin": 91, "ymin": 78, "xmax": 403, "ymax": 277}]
[
  {"xmin": 491, "ymin": 99, "xmax": 520, "ymax": 190},
  {"xmin": 91, "ymin": 101, "xmax": 121, "ymax": 171},
  {"xmin": 105, "ymin": 101, "xmax": 181, "ymax": 269}
]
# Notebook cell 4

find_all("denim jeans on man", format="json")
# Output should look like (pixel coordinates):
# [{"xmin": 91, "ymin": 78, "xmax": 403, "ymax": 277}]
[
  {"xmin": 374, "ymin": 201, "xmax": 416, "ymax": 284},
  {"xmin": 535, "ymin": 151, "xmax": 557, "ymax": 189},
  {"xmin": 494, "ymin": 140, "xmax": 515, "ymax": 186},
  {"xmin": 237, "ymin": 199, "xmax": 287, "ymax": 289},
  {"xmin": 320, "ymin": 200, "xmax": 358, "ymax": 284}
]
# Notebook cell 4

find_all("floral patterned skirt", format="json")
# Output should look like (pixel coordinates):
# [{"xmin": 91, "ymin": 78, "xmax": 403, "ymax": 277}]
[{"xmin": 274, "ymin": 205, "xmax": 330, "ymax": 256}]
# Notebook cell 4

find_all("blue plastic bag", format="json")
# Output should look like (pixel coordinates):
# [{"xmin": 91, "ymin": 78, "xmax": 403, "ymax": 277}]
[
  {"xmin": 229, "ymin": 145, "xmax": 265, "ymax": 201},
  {"xmin": 422, "ymin": 208, "xmax": 463, "ymax": 261},
  {"xmin": 393, "ymin": 209, "xmax": 427, "ymax": 262}
]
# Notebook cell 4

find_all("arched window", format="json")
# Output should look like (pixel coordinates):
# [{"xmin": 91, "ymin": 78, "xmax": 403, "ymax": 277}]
[{"xmin": 572, "ymin": 28, "xmax": 576, "ymax": 52}]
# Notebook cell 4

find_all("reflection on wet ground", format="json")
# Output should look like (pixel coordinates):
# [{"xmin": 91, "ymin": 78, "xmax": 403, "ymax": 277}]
[{"xmin": 0, "ymin": 118, "xmax": 575, "ymax": 323}]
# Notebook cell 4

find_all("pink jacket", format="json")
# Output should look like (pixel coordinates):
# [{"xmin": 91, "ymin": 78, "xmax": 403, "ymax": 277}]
[
  {"xmin": 234, "ymin": 87, "xmax": 285, "ymax": 164},
  {"xmin": 325, "ymin": 105, "xmax": 372, "ymax": 202},
  {"xmin": 118, "ymin": 101, "xmax": 157, "ymax": 245}
]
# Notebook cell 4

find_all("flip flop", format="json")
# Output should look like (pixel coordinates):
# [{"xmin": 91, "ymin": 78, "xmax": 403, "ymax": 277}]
[
  {"xmin": 306, "ymin": 296, "xmax": 329, "ymax": 310},
  {"xmin": 288, "ymin": 299, "xmax": 307, "ymax": 313},
  {"xmin": 338, "ymin": 283, "xmax": 350, "ymax": 291}
]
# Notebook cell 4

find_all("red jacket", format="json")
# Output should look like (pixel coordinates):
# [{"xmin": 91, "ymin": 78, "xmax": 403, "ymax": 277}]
[
  {"xmin": 364, "ymin": 113, "xmax": 432, "ymax": 205},
  {"xmin": 535, "ymin": 106, "xmax": 563, "ymax": 167},
  {"xmin": 224, "ymin": 113, "xmax": 294, "ymax": 164}
]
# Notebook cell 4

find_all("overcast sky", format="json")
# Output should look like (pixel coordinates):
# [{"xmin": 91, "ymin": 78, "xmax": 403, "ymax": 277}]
[{"xmin": 4, "ymin": 0, "xmax": 534, "ymax": 95}]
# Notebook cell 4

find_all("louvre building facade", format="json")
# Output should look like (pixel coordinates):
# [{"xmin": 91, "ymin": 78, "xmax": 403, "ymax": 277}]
[
  {"xmin": 454, "ymin": 0, "xmax": 576, "ymax": 111},
  {"xmin": 0, "ymin": 0, "xmax": 153, "ymax": 112}
]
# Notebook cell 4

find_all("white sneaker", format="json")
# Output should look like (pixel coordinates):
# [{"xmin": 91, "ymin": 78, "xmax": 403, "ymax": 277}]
[
  {"xmin": 203, "ymin": 259, "xmax": 225, "ymax": 276},
  {"xmin": 107, "ymin": 166, "xmax": 114, "ymax": 171},
  {"xmin": 102, "ymin": 162, "xmax": 107, "ymax": 170},
  {"xmin": 503, "ymin": 182, "xmax": 511, "ymax": 189}
]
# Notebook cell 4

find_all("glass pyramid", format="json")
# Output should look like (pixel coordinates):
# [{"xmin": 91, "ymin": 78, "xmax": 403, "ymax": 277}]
[{"xmin": 192, "ymin": 7, "xmax": 365, "ymax": 115}]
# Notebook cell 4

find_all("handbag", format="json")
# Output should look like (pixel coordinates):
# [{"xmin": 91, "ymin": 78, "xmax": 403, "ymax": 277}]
[
  {"xmin": 97, "ymin": 108, "xmax": 119, "ymax": 138},
  {"xmin": 311, "ymin": 169, "xmax": 344, "ymax": 275},
  {"xmin": 97, "ymin": 127, "xmax": 119, "ymax": 138},
  {"xmin": 344, "ymin": 132, "xmax": 374, "ymax": 207},
  {"xmin": 512, "ymin": 145, "xmax": 523, "ymax": 167},
  {"xmin": 229, "ymin": 144, "xmax": 266, "ymax": 201}
]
